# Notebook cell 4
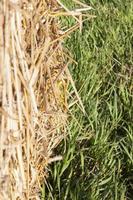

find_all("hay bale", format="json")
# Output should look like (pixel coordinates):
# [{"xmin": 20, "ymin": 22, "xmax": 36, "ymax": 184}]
[{"xmin": 0, "ymin": 0, "xmax": 90, "ymax": 199}]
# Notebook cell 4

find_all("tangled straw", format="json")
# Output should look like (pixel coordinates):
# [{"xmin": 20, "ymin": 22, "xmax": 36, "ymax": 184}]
[{"xmin": 0, "ymin": 0, "xmax": 91, "ymax": 199}]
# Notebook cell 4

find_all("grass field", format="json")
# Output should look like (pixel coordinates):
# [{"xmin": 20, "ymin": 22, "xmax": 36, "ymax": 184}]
[{"xmin": 42, "ymin": 1, "xmax": 133, "ymax": 199}]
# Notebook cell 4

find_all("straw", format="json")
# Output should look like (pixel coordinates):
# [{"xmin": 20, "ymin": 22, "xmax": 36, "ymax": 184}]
[{"xmin": 0, "ymin": 0, "xmax": 91, "ymax": 199}]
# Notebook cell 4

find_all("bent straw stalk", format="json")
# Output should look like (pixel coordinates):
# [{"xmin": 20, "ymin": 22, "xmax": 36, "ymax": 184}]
[{"xmin": 0, "ymin": 0, "xmax": 90, "ymax": 199}]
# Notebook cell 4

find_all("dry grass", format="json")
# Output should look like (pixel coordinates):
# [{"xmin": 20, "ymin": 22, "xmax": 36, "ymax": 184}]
[{"xmin": 0, "ymin": 0, "xmax": 90, "ymax": 199}]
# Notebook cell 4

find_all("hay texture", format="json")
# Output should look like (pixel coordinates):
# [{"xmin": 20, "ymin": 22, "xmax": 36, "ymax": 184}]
[{"xmin": 0, "ymin": 0, "xmax": 90, "ymax": 199}]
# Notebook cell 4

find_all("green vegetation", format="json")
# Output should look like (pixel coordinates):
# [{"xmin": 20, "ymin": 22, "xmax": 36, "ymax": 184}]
[{"xmin": 43, "ymin": 1, "xmax": 133, "ymax": 199}]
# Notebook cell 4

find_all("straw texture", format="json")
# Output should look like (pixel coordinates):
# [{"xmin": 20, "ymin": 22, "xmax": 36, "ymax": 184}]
[
  {"xmin": 0, "ymin": 0, "xmax": 90, "ymax": 199},
  {"xmin": 0, "ymin": 0, "xmax": 69, "ymax": 199}
]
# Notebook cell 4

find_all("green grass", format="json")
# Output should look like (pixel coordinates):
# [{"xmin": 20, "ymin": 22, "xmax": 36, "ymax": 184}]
[{"xmin": 42, "ymin": 0, "xmax": 133, "ymax": 199}]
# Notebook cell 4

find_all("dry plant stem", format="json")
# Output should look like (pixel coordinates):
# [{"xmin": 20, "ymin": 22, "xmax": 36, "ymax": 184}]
[
  {"xmin": 0, "ymin": 0, "xmax": 90, "ymax": 199},
  {"xmin": 0, "ymin": 5, "xmax": 4, "ymax": 168},
  {"xmin": 0, "ymin": 0, "xmax": 69, "ymax": 199}
]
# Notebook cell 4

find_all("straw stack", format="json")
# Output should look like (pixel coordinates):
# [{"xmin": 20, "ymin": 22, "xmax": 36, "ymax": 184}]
[{"xmin": 0, "ymin": 0, "xmax": 90, "ymax": 199}]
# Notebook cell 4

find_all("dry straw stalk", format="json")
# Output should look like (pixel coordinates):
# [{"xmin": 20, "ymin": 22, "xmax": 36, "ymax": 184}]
[{"xmin": 0, "ymin": 0, "xmax": 91, "ymax": 199}]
